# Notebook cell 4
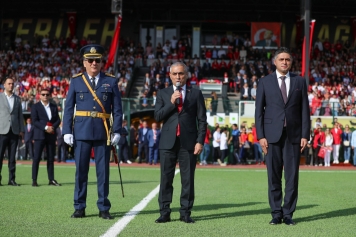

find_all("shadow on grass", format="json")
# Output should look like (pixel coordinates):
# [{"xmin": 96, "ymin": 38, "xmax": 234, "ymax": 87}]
[
  {"xmin": 84, "ymin": 212, "xmax": 127, "ymax": 218},
  {"xmin": 59, "ymin": 180, "xmax": 156, "ymax": 185},
  {"xmin": 192, "ymin": 204, "xmax": 317, "ymax": 221},
  {"xmin": 295, "ymin": 207, "xmax": 356, "ymax": 223}
]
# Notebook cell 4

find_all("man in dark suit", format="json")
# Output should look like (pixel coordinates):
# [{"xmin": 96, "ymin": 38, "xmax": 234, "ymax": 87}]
[
  {"xmin": 0, "ymin": 77, "xmax": 25, "ymax": 186},
  {"xmin": 56, "ymin": 122, "xmax": 67, "ymax": 163},
  {"xmin": 118, "ymin": 120, "xmax": 132, "ymax": 164},
  {"xmin": 31, "ymin": 88, "xmax": 61, "ymax": 187},
  {"xmin": 255, "ymin": 47, "xmax": 310, "ymax": 226},
  {"xmin": 129, "ymin": 123, "xmax": 137, "ymax": 160},
  {"xmin": 23, "ymin": 118, "xmax": 34, "ymax": 160},
  {"xmin": 137, "ymin": 121, "xmax": 149, "ymax": 163},
  {"xmin": 147, "ymin": 122, "xmax": 161, "ymax": 165},
  {"xmin": 154, "ymin": 62, "xmax": 207, "ymax": 224},
  {"xmin": 240, "ymin": 83, "xmax": 251, "ymax": 100}
]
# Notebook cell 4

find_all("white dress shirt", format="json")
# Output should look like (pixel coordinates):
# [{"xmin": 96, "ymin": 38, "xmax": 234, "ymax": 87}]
[
  {"xmin": 276, "ymin": 71, "xmax": 290, "ymax": 97},
  {"xmin": 41, "ymin": 101, "xmax": 52, "ymax": 120},
  {"xmin": 5, "ymin": 92, "xmax": 14, "ymax": 112},
  {"xmin": 173, "ymin": 84, "xmax": 186, "ymax": 102}
]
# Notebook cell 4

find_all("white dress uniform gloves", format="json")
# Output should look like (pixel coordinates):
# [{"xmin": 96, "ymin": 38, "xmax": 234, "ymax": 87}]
[
  {"xmin": 111, "ymin": 133, "xmax": 120, "ymax": 146},
  {"xmin": 64, "ymin": 134, "xmax": 74, "ymax": 147}
]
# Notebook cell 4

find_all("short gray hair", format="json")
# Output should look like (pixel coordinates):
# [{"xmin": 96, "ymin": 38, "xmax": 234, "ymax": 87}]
[{"xmin": 170, "ymin": 62, "xmax": 189, "ymax": 73}]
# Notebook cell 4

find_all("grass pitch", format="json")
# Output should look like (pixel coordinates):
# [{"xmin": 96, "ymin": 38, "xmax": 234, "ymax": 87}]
[{"xmin": 0, "ymin": 163, "xmax": 355, "ymax": 237}]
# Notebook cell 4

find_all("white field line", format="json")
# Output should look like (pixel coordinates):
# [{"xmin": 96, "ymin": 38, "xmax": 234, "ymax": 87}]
[{"xmin": 100, "ymin": 169, "xmax": 180, "ymax": 237}]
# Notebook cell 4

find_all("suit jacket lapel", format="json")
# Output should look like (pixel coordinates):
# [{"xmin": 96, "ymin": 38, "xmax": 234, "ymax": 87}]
[
  {"xmin": 179, "ymin": 86, "xmax": 191, "ymax": 114},
  {"xmin": 272, "ymin": 72, "xmax": 284, "ymax": 104},
  {"xmin": 39, "ymin": 102, "xmax": 49, "ymax": 121},
  {"xmin": 1, "ymin": 93, "xmax": 11, "ymax": 113},
  {"xmin": 286, "ymin": 74, "xmax": 296, "ymax": 104}
]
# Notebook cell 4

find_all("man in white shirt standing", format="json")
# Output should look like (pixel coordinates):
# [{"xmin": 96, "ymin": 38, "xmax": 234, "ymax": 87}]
[{"xmin": 0, "ymin": 77, "xmax": 25, "ymax": 186}]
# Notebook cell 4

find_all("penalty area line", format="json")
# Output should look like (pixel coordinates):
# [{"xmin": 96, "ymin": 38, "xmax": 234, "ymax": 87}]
[{"xmin": 101, "ymin": 169, "xmax": 180, "ymax": 237}]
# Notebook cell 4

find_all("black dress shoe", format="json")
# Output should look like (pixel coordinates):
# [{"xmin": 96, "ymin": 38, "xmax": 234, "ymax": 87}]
[
  {"xmin": 284, "ymin": 218, "xmax": 296, "ymax": 225},
  {"xmin": 155, "ymin": 215, "xmax": 171, "ymax": 223},
  {"xmin": 99, "ymin": 211, "xmax": 114, "ymax": 219},
  {"xmin": 49, "ymin": 180, "xmax": 61, "ymax": 186},
  {"xmin": 8, "ymin": 180, "xmax": 20, "ymax": 186},
  {"xmin": 71, "ymin": 209, "xmax": 85, "ymax": 218},
  {"xmin": 180, "ymin": 215, "xmax": 195, "ymax": 223},
  {"xmin": 269, "ymin": 218, "xmax": 282, "ymax": 225},
  {"xmin": 32, "ymin": 181, "xmax": 39, "ymax": 187}
]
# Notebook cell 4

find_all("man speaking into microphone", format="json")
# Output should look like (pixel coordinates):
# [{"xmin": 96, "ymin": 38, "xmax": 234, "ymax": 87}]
[{"xmin": 154, "ymin": 62, "xmax": 207, "ymax": 224}]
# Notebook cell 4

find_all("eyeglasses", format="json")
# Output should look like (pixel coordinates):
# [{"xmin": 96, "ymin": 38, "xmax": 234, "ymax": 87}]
[
  {"xmin": 85, "ymin": 59, "xmax": 101, "ymax": 64},
  {"xmin": 41, "ymin": 94, "xmax": 50, "ymax": 96}
]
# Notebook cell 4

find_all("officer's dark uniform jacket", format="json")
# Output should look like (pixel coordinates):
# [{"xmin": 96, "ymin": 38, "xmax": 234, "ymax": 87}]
[{"xmin": 62, "ymin": 71, "xmax": 122, "ymax": 140}]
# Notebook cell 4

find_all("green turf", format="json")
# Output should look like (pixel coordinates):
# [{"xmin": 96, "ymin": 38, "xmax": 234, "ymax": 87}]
[{"xmin": 0, "ymin": 164, "xmax": 355, "ymax": 237}]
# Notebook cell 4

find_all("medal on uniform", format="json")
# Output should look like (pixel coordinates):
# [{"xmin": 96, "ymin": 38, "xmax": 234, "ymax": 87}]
[
  {"xmin": 103, "ymin": 93, "xmax": 108, "ymax": 101},
  {"xmin": 80, "ymin": 93, "xmax": 84, "ymax": 100}
]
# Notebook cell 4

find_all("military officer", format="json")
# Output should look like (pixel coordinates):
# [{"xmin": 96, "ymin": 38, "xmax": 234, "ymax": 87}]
[{"xmin": 62, "ymin": 44, "xmax": 123, "ymax": 220}]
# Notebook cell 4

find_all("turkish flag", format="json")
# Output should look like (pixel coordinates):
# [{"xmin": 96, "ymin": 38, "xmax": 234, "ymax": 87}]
[
  {"xmin": 105, "ymin": 16, "xmax": 122, "ymax": 70},
  {"xmin": 67, "ymin": 12, "xmax": 77, "ymax": 37}
]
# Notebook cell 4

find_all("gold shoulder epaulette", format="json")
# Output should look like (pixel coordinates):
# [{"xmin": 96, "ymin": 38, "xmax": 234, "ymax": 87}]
[
  {"xmin": 72, "ymin": 72, "xmax": 83, "ymax": 78},
  {"xmin": 105, "ymin": 73, "xmax": 116, "ymax": 78}
]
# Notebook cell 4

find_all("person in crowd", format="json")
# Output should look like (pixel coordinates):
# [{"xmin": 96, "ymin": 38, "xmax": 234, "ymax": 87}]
[
  {"xmin": 219, "ymin": 127, "xmax": 228, "ymax": 166},
  {"xmin": 118, "ymin": 120, "xmax": 132, "ymax": 164},
  {"xmin": 252, "ymin": 123, "xmax": 263, "ymax": 164},
  {"xmin": 212, "ymin": 126, "xmax": 221, "ymax": 165},
  {"xmin": 154, "ymin": 62, "xmax": 207, "ymax": 224},
  {"xmin": 240, "ymin": 83, "xmax": 251, "ymax": 100},
  {"xmin": 137, "ymin": 120, "xmax": 149, "ymax": 163},
  {"xmin": 330, "ymin": 122, "xmax": 342, "ymax": 164},
  {"xmin": 255, "ymin": 47, "xmax": 310, "ymax": 226},
  {"xmin": 228, "ymin": 123, "xmax": 240, "ymax": 164},
  {"xmin": 313, "ymin": 126, "xmax": 325, "ymax": 166},
  {"xmin": 351, "ymin": 128, "xmax": 356, "ymax": 167},
  {"xmin": 62, "ymin": 44, "xmax": 123, "ymax": 219},
  {"xmin": 200, "ymin": 124, "xmax": 211, "ymax": 166},
  {"xmin": 342, "ymin": 124, "xmax": 352, "ymax": 164},
  {"xmin": 23, "ymin": 118, "xmax": 34, "ymax": 160},
  {"xmin": 323, "ymin": 128, "xmax": 333, "ymax": 167},
  {"xmin": 305, "ymin": 129, "xmax": 314, "ymax": 166},
  {"xmin": 31, "ymin": 88, "xmax": 61, "ymax": 186},
  {"xmin": 0, "ymin": 77, "xmax": 25, "ymax": 186},
  {"xmin": 210, "ymin": 91, "xmax": 218, "ymax": 116},
  {"xmin": 56, "ymin": 122, "xmax": 67, "ymax": 163},
  {"xmin": 239, "ymin": 126, "xmax": 249, "ymax": 164},
  {"xmin": 147, "ymin": 122, "xmax": 160, "ymax": 165}
]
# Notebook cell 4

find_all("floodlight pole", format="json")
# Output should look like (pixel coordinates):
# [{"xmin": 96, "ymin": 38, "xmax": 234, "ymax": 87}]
[{"xmin": 303, "ymin": 0, "xmax": 310, "ymax": 86}]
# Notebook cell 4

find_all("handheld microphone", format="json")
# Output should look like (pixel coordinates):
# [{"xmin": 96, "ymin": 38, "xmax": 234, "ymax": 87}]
[{"xmin": 175, "ymin": 82, "xmax": 181, "ymax": 104}]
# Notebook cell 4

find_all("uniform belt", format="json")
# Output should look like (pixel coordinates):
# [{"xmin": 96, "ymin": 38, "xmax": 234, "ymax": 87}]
[{"xmin": 75, "ymin": 111, "xmax": 110, "ymax": 119}]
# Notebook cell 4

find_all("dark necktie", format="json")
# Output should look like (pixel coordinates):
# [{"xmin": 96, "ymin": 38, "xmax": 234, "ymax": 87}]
[
  {"xmin": 91, "ymin": 77, "xmax": 96, "ymax": 89},
  {"xmin": 176, "ymin": 88, "xmax": 183, "ymax": 136},
  {"xmin": 280, "ymin": 76, "xmax": 287, "ymax": 126},
  {"xmin": 280, "ymin": 76, "xmax": 287, "ymax": 104}
]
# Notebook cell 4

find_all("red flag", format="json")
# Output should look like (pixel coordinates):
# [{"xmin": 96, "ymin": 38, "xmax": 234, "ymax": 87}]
[
  {"xmin": 66, "ymin": 12, "xmax": 77, "ymax": 37},
  {"xmin": 301, "ymin": 20, "xmax": 316, "ymax": 77},
  {"xmin": 105, "ymin": 16, "xmax": 122, "ymax": 70}
]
